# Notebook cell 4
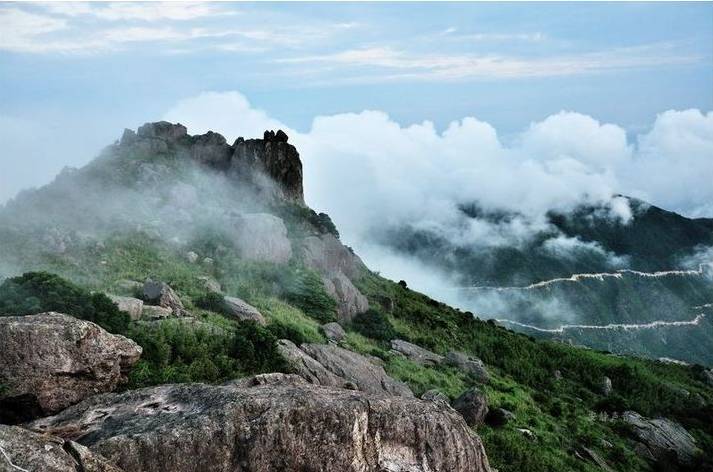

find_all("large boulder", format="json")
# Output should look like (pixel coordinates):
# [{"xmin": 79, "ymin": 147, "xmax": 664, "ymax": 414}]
[
  {"xmin": 143, "ymin": 279, "xmax": 185, "ymax": 315},
  {"xmin": 622, "ymin": 411, "xmax": 700, "ymax": 467},
  {"xmin": 452, "ymin": 387, "xmax": 489, "ymax": 428},
  {"xmin": 223, "ymin": 296, "xmax": 266, "ymax": 325},
  {"xmin": 230, "ymin": 213, "xmax": 292, "ymax": 264},
  {"xmin": 445, "ymin": 351, "xmax": 490, "ymax": 383},
  {"xmin": 321, "ymin": 322, "xmax": 346, "ymax": 342},
  {"xmin": 107, "ymin": 294, "xmax": 144, "ymax": 321},
  {"xmin": 279, "ymin": 341, "xmax": 413, "ymax": 397},
  {"xmin": 0, "ymin": 313, "xmax": 141, "ymax": 422},
  {"xmin": 0, "ymin": 425, "xmax": 122, "ymax": 472},
  {"xmin": 391, "ymin": 339, "xmax": 444, "ymax": 366},
  {"xmin": 27, "ymin": 375, "xmax": 490, "ymax": 472}
]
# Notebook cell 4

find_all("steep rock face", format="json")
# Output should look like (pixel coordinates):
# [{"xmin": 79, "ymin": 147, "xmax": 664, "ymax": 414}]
[
  {"xmin": 229, "ymin": 213, "xmax": 292, "ymax": 264},
  {"xmin": 622, "ymin": 411, "xmax": 700, "ymax": 467},
  {"xmin": 0, "ymin": 313, "xmax": 141, "ymax": 422},
  {"xmin": 231, "ymin": 134, "xmax": 303, "ymax": 204},
  {"xmin": 301, "ymin": 234, "xmax": 369, "ymax": 321},
  {"xmin": 27, "ymin": 375, "xmax": 490, "ymax": 472},
  {"xmin": 279, "ymin": 340, "xmax": 413, "ymax": 397},
  {"xmin": 0, "ymin": 425, "xmax": 122, "ymax": 472}
]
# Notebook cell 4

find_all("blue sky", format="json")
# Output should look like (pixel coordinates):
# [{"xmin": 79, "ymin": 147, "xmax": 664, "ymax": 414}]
[{"xmin": 1, "ymin": 1, "xmax": 712, "ymax": 206}]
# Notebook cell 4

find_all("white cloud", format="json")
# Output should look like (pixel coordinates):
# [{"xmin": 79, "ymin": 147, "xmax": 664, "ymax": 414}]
[
  {"xmin": 278, "ymin": 43, "xmax": 700, "ymax": 81},
  {"xmin": 161, "ymin": 91, "xmax": 713, "ymax": 255},
  {"xmin": 0, "ymin": 8, "xmax": 68, "ymax": 53},
  {"xmin": 42, "ymin": 2, "xmax": 232, "ymax": 22}
]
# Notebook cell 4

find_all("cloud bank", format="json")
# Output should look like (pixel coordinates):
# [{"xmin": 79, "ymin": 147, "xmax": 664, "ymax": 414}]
[{"xmin": 162, "ymin": 91, "xmax": 713, "ymax": 292}]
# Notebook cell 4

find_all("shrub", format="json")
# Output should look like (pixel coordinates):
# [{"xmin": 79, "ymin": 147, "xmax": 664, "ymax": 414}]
[
  {"xmin": 0, "ymin": 271, "xmax": 129, "ymax": 333},
  {"xmin": 280, "ymin": 268, "xmax": 337, "ymax": 323},
  {"xmin": 351, "ymin": 308, "xmax": 397, "ymax": 342},
  {"xmin": 195, "ymin": 292, "xmax": 226, "ymax": 313}
]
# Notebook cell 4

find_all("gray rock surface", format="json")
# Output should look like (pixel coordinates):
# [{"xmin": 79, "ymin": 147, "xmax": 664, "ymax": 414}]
[
  {"xmin": 223, "ymin": 296, "xmax": 266, "ymax": 325},
  {"xmin": 622, "ymin": 411, "xmax": 699, "ymax": 466},
  {"xmin": 143, "ymin": 279, "xmax": 184, "ymax": 314},
  {"xmin": 197, "ymin": 276, "xmax": 222, "ymax": 294},
  {"xmin": 231, "ymin": 133, "xmax": 304, "ymax": 204},
  {"xmin": 0, "ymin": 313, "xmax": 141, "ymax": 421},
  {"xmin": 300, "ymin": 234, "xmax": 370, "ymax": 321},
  {"xmin": 27, "ymin": 375, "xmax": 489, "ymax": 472},
  {"xmin": 279, "ymin": 341, "xmax": 413, "ymax": 397},
  {"xmin": 422, "ymin": 389, "xmax": 450, "ymax": 406},
  {"xmin": 391, "ymin": 339, "xmax": 444, "ymax": 366},
  {"xmin": 277, "ymin": 340, "xmax": 345, "ymax": 387},
  {"xmin": 0, "ymin": 425, "xmax": 122, "ymax": 472},
  {"xmin": 452, "ymin": 387, "xmax": 489, "ymax": 428},
  {"xmin": 321, "ymin": 322, "xmax": 346, "ymax": 342},
  {"xmin": 322, "ymin": 271, "xmax": 369, "ymax": 322},
  {"xmin": 107, "ymin": 294, "xmax": 144, "ymax": 320},
  {"xmin": 230, "ymin": 213, "xmax": 292, "ymax": 264},
  {"xmin": 445, "ymin": 351, "xmax": 490, "ymax": 383}
]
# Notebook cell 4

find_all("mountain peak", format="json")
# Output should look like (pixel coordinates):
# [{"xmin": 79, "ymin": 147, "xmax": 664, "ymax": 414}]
[{"xmin": 115, "ymin": 122, "xmax": 303, "ymax": 204}]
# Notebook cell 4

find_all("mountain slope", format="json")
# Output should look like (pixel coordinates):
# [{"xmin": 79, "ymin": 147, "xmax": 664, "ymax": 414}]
[{"xmin": 1, "ymin": 123, "xmax": 712, "ymax": 472}]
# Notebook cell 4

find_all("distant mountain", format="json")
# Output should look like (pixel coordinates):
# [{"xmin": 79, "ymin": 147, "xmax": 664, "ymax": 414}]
[{"xmin": 379, "ymin": 197, "xmax": 713, "ymax": 364}]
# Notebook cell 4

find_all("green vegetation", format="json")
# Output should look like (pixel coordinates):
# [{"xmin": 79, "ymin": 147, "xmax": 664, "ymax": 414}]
[
  {"xmin": 355, "ymin": 271, "xmax": 713, "ymax": 472},
  {"xmin": 0, "ymin": 271, "xmax": 129, "ymax": 333},
  {"xmin": 351, "ymin": 308, "xmax": 397, "ymax": 341}
]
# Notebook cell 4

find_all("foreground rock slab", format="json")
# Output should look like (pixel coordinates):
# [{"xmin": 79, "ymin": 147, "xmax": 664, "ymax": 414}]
[
  {"xmin": 28, "ymin": 374, "xmax": 491, "ymax": 472},
  {"xmin": 0, "ymin": 425, "xmax": 122, "ymax": 472},
  {"xmin": 0, "ymin": 312, "xmax": 142, "ymax": 422}
]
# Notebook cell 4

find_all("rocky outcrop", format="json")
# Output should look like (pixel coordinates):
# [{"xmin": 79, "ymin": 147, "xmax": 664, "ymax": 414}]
[
  {"xmin": 223, "ymin": 296, "xmax": 266, "ymax": 325},
  {"xmin": 279, "ymin": 341, "xmax": 413, "ymax": 397},
  {"xmin": 321, "ymin": 322, "xmax": 346, "ymax": 342},
  {"xmin": 229, "ymin": 213, "xmax": 292, "ymax": 264},
  {"xmin": 116, "ymin": 123, "xmax": 304, "ymax": 205},
  {"xmin": 301, "ymin": 234, "xmax": 369, "ymax": 321},
  {"xmin": 0, "ymin": 425, "xmax": 122, "ymax": 472},
  {"xmin": 107, "ymin": 294, "xmax": 144, "ymax": 320},
  {"xmin": 0, "ymin": 313, "xmax": 141, "ymax": 422},
  {"xmin": 27, "ymin": 375, "xmax": 489, "ymax": 472},
  {"xmin": 231, "ymin": 132, "xmax": 303, "ymax": 204},
  {"xmin": 622, "ymin": 411, "xmax": 699, "ymax": 467},
  {"xmin": 143, "ymin": 279, "xmax": 184, "ymax": 315},
  {"xmin": 390, "ymin": 339, "xmax": 444, "ymax": 366},
  {"xmin": 452, "ymin": 387, "xmax": 489, "ymax": 428},
  {"xmin": 445, "ymin": 351, "xmax": 490, "ymax": 383}
]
